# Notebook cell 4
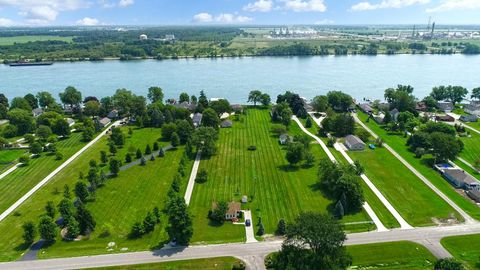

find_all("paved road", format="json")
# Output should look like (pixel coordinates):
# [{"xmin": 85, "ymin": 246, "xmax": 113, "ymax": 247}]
[
  {"xmin": 0, "ymin": 163, "xmax": 20, "ymax": 180},
  {"xmin": 334, "ymin": 142, "xmax": 413, "ymax": 230},
  {"xmin": 353, "ymin": 114, "xmax": 477, "ymax": 225},
  {"xmin": 2, "ymin": 223, "xmax": 480, "ymax": 270},
  {"xmin": 0, "ymin": 121, "xmax": 121, "ymax": 223},
  {"xmin": 184, "ymin": 151, "xmax": 201, "ymax": 205}
]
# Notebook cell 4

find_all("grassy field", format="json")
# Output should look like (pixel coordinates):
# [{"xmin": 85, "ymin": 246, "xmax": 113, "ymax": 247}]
[
  {"xmin": 0, "ymin": 35, "xmax": 73, "ymax": 46},
  {"xmin": 86, "ymin": 257, "xmax": 242, "ymax": 270},
  {"xmin": 189, "ymin": 109, "xmax": 373, "ymax": 244},
  {"xmin": 357, "ymin": 111, "xmax": 478, "ymax": 221},
  {"xmin": 350, "ymin": 146, "xmax": 458, "ymax": 226},
  {"xmin": 458, "ymin": 132, "xmax": 480, "ymax": 167},
  {"xmin": 0, "ymin": 133, "xmax": 87, "ymax": 214},
  {"xmin": 348, "ymin": 241, "xmax": 436, "ymax": 269},
  {"xmin": 441, "ymin": 234, "xmax": 480, "ymax": 269},
  {"xmin": 0, "ymin": 127, "xmax": 185, "ymax": 261},
  {"xmin": 298, "ymin": 117, "xmax": 400, "ymax": 229},
  {"xmin": 0, "ymin": 149, "xmax": 24, "ymax": 172}
]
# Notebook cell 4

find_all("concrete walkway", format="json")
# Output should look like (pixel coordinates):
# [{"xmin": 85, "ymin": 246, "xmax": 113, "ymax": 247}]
[
  {"xmin": 292, "ymin": 116, "xmax": 389, "ymax": 231},
  {"xmin": 184, "ymin": 151, "xmax": 201, "ymax": 205},
  {"xmin": 0, "ymin": 121, "xmax": 121, "ymax": 223},
  {"xmin": 0, "ymin": 163, "xmax": 20, "ymax": 180},
  {"xmin": 353, "ymin": 114, "xmax": 477, "ymax": 224},
  {"xmin": 243, "ymin": 210, "xmax": 258, "ymax": 243},
  {"xmin": 334, "ymin": 142, "xmax": 413, "ymax": 230}
]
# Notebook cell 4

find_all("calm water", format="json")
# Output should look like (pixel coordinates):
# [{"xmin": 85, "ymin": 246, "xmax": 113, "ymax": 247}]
[{"xmin": 1, "ymin": 55, "xmax": 479, "ymax": 103}]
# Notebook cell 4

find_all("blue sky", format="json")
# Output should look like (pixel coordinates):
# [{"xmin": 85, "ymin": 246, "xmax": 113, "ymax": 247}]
[{"xmin": 0, "ymin": 0, "xmax": 480, "ymax": 27}]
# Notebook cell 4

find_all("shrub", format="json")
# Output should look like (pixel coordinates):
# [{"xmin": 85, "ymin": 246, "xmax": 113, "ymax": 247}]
[
  {"xmin": 195, "ymin": 169, "xmax": 208, "ymax": 183},
  {"xmin": 327, "ymin": 137, "xmax": 336, "ymax": 147},
  {"xmin": 55, "ymin": 152, "xmax": 63, "ymax": 160},
  {"xmin": 248, "ymin": 145, "xmax": 257, "ymax": 151},
  {"xmin": 232, "ymin": 261, "xmax": 246, "ymax": 270},
  {"xmin": 19, "ymin": 154, "xmax": 30, "ymax": 165}
]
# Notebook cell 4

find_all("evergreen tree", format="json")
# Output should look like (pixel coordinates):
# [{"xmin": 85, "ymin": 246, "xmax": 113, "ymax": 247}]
[
  {"xmin": 140, "ymin": 157, "xmax": 147, "ymax": 166},
  {"xmin": 100, "ymin": 151, "xmax": 108, "ymax": 164},
  {"xmin": 257, "ymin": 221, "xmax": 265, "ymax": 236},
  {"xmin": 276, "ymin": 219, "xmax": 286, "ymax": 235},
  {"xmin": 63, "ymin": 184, "xmax": 72, "ymax": 199},
  {"xmin": 109, "ymin": 143, "xmax": 117, "ymax": 156},
  {"xmin": 130, "ymin": 222, "xmax": 144, "ymax": 238},
  {"xmin": 38, "ymin": 216, "xmax": 57, "ymax": 243},
  {"xmin": 305, "ymin": 117, "xmax": 313, "ymax": 128},
  {"xmin": 45, "ymin": 201, "xmax": 56, "ymax": 219},
  {"xmin": 109, "ymin": 158, "xmax": 121, "ymax": 176},
  {"xmin": 125, "ymin": 153, "xmax": 132, "ymax": 163},
  {"xmin": 153, "ymin": 141, "xmax": 159, "ymax": 151},
  {"xmin": 165, "ymin": 194, "xmax": 193, "ymax": 245},
  {"xmin": 76, "ymin": 203, "xmax": 96, "ymax": 234},
  {"xmin": 153, "ymin": 207, "xmax": 161, "ymax": 224},
  {"xmin": 158, "ymin": 148, "xmax": 165, "ymax": 157},
  {"xmin": 145, "ymin": 144, "xmax": 152, "ymax": 155},
  {"xmin": 75, "ymin": 182, "xmax": 89, "ymax": 203},
  {"xmin": 150, "ymin": 154, "xmax": 155, "ymax": 161},
  {"xmin": 143, "ymin": 212, "xmax": 156, "ymax": 233},
  {"xmin": 171, "ymin": 132, "xmax": 180, "ymax": 147},
  {"xmin": 58, "ymin": 198, "xmax": 75, "ymax": 226},
  {"xmin": 136, "ymin": 148, "xmax": 142, "ymax": 159},
  {"xmin": 22, "ymin": 221, "xmax": 36, "ymax": 244},
  {"xmin": 65, "ymin": 216, "xmax": 80, "ymax": 239}
]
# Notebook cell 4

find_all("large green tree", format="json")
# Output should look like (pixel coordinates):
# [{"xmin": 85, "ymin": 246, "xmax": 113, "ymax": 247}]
[
  {"xmin": 165, "ymin": 194, "xmax": 193, "ymax": 246},
  {"xmin": 59, "ymin": 86, "xmax": 82, "ymax": 109},
  {"xmin": 191, "ymin": 127, "xmax": 219, "ymax": 156},
  {"xmin": 273, "ymin": 212, "xmax": 351, "ymax": 270},
  {"xmin": 7, "ymin": 108, "xmax": 35, "ymax": 135},
  {"xmin": 38, "ymin": 216, "xmax": 57, "ymax": 243},
  {"xmin": 471, "ymin": 87, "xmax": 480, "ymax": 100},
  {"xmin": 147, "ymin": 86, "xmax": 164, "ymax": 103},
  {"xmin": 36, "ymin": 91, "xmax": 56, "ymax": 108},
  {"xmin": 202, "ymin": 108, "xmax": 221, "ymax": 129},
  {"xmin": 248, "ymin": 90, "xmax": 263, "ymax": 106}
]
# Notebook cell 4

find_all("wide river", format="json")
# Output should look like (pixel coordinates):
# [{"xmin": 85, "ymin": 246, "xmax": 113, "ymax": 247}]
[{"xmin": 1, "ymin": 54, "xmax": 479, "ymax": 103}]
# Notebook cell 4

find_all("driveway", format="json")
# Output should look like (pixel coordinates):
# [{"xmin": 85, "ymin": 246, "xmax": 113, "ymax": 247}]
[
  {"xmin": 243, "ymin": 210, "xmax": 258, "ymax": 243},
  {"xmin": 184, "ymin": 151, "xmax": 202, "ymax": 205}
]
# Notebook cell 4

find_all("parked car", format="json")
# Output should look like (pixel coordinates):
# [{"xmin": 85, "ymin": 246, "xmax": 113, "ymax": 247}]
[{"xmin": 245, "ymin": 219, "xmax": 251, "ymax": 227}]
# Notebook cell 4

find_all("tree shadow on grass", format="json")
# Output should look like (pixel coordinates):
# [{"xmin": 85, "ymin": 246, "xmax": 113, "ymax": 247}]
[
  {"xmin": 278, "ymin": 164, "xmax": 299, "ymax": 172},
  {"xmin": 421, "ymin": 157, "xmax": 436, "ymax": 168}
]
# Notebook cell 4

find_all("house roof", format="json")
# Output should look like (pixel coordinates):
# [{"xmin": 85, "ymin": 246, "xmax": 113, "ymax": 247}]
[
  {"xmin": 437, "ymin": 102, "xmax": 454, "ymax": 110},
  {"xmin": 212, "ymin": 202, "xmax": 241, "ymax": 216},
  {"xmin": 390, "ymin": 108, "xmax": 399, "ymax": 115},
  {"xmin": 220, "ymin": 120, "xmax": 233, "ymax": 127},
  {"xmin": 192, "ymin": 113, "xmax": 202, "ymax": 123},
  {"xmin": 460, "ymin": 115, "xmax": 478, "ymax": 121},
  {"xmin": 345, "ymin": 135, "xmax": 365, "ymax": 146},
  {"xmin": 279, "ymin": 134, "xmax": 289, "ymax": 140},
  {"xmin": 99, "ymin": 117, "xmax": 111, "ymax": 126},
  {"xmin": 359, "ymin": 103, "xmax": 373, "ymax": 113},
  {"xmin": 444, "ymin": 169, "xmax": 480, "ymax": 186},
  {"xmin": 435, "ymin": 115, "xmax": 455, "ymax": 121},
  {"xmin": 32, "ymin": 108, "xmax": 44, "ymax": 115}
]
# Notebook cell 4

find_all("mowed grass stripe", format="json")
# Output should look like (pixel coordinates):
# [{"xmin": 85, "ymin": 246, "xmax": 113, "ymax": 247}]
[
  {"xmin": 350, "ymin": 147, "xmax": 457, "ymax": 226},
  {"xmin": 357, "ymin": 111, "xmax": 476, "ymax": 221},
  {"xmin": 190, "ymin": 108, "xmax": 370, "ymax": 243}
]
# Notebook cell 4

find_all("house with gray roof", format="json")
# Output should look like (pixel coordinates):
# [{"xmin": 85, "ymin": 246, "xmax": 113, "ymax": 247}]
[
  {"xmin": 107, "ymin": 109, "xmax": 119, "ymax": 119},
  {"xmin": 279, "ymin": 134, "xmax": 290, "ymax": 145},
  {"xmin": 32, "ymin": 108, "xmax": 44, "ymax": 117},
  {"xmin": 344, "ymin": 135, "xmax": 365, "ymax": 151},
  {"xmin": 442, "ymin": 169, "xmax": 480, "ymax": 191},
  {"xmin": 97, "ymin": 117, "xmax": 111, "ymax": 128},
  {"xmin": 437, "ymin": 102, "xmax": 454, "ymax": 113},
  {"xmin": 358, "ymin": 103, "xmax": 373, "ymax": 114},
  {"xmin": 460, "ymin": 114, "xmax": 478, "ymax": 123},
  {"xmin": 220, "ymin": 120, "xmax": 233, "ymax": 128},
  {"xmin": 390, "ymin": 108, "xmax": 400, "ymax": 122},
  {"xmin": 467, "ymin": 189, "xmax": 480, "ymax": 203},
  {"xmin": 192, "ymin": 113, "xmax": 202, "ymax": 128},
  {"xmin": 464, "ymin": 102, "xmax": 480, "ymax": 116}
]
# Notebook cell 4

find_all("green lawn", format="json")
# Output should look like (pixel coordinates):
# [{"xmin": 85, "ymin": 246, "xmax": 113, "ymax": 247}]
[
  {"xmin": 0, "ymin": 35, "xmax": 73, "ymax": 46},
  {"xmin": 0, "ymin": 149, "xmax": 24, "ymax": 164},
  {"xmin": 0, "ymin": 127, "xmax": 183, "ymax": 261},
  {"xmin": 357, "ymin": 111, "xmax": 478, "ymax": 221},
  {"xmin": 0, "ymin": 133, "xmax": 87, "ymax": 214},
  {"xmin": 85, "ymin": 257, "xmax": 242, "ymax": 270},
  {"xmin": 300, "ymin": 116, "xmax": 399, "ymax": 229},
  {"xmin": 190, "ymin": 109, "xmax": 373, "ymax": 244},
  {"xmin": 441, "ymin": 234, "xmax": 480, "ymax": 269},
  {"xmin": 458, "ymin": 132, "xmax": 480, "ymax": 167},
  {"xmin": 348, "ymin": 241, "xmax": 436, "ymax": 269},
  {"xmin": 350, "ymin": 147, "xmax": 458, "ymax": 226}
]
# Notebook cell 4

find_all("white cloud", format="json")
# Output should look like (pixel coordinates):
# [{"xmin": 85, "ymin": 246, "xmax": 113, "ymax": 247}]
[
  {"xmin": 350, "ymin": 0, "xmax": 430, "ymax": 11},
  {"xmin": 282, "ymin": 0, "xmax": 327, "ymax": 12},
  {"xmin": 315, "ymin": 18, "xmax": 334, "ymax": 24},
  {"xmin": 193, "ymin": 12, "xmax": 214, "ymax": 23},
  {"xmin": 243, "ymin": 0, "xmax": 273, "ymax": 12},
  {"xmin": 193, "ymin": 13, "xmax": 253, "ymax": 24},
  {"xmin": 0, "ymin": 0, "xmax": 89, "ymax": 24},
  {"xmin": 426, "ymin": 0, "xmax": 480, "ymax": 12},
  {"xmin": 118, "ymin": 0, "xmax": 134, "ymax": 7},
  {"xmin": 0, "ymin": 18, "xmax": 15, "ymax": 26},
  {"xmin": 216, "ymin": 13, "xmax": 253, "ymax": 23},
  {"xmin": 76, "ymin": 17, "xmax": 99, "ymax": 26}
]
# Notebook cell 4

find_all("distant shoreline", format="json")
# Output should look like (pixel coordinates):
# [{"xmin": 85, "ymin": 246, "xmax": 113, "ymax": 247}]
[{"xmin": 2, "ymin": 51, "xmax": 478, "ymax": 65}]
